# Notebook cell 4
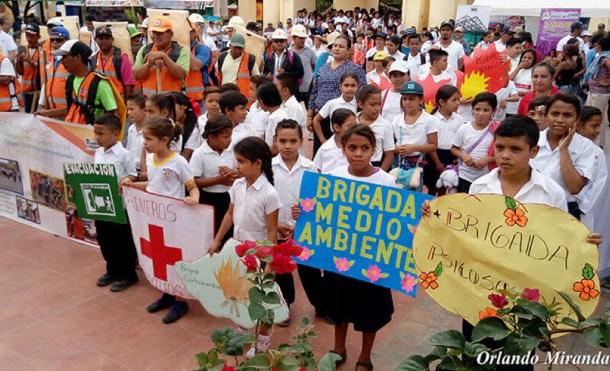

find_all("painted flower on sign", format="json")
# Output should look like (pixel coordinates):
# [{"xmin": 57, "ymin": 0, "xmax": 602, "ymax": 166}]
[
  {"xmin": 362, "ymin": 265, "xmax": 389, "ymax": 283},
  {"xmin": 400, "ymin": 273, "xmax": 417, "ymax": 293},
  {"xmin": 300, "ymin": 198, "xmax": 316, "ymax": 213},
  {"xmin": 333, "ymin": 257, "xmax": 355, "ymax": 272}
]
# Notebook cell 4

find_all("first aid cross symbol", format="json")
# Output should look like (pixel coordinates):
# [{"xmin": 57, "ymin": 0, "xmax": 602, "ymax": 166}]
[{"xmin": 140, "ymin": 224, "xmax": 183, "ymax": 281}]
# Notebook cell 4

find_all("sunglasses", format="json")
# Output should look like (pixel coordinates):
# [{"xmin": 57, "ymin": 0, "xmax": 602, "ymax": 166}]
[{"xmin": 273, "ymin": 39, "xmax": 286, "ymax": 43}]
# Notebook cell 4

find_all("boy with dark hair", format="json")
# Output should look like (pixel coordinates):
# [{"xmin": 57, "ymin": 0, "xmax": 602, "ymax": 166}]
[
  {"xmin": 404, "ymin": 33, "xmax": 425, "ymax": 78},
  {"xmin": 275, "ymin": 72, "xmax": 307, "ymax": 131},
  {"xmin": 258, "ymin": 83, "xmax": 288, "ymax": 150},
  {"xmin": 92, "ymin": 113, "xmax": 139, "ymax": 292},
  {"xmin": 245, "ymin": 75, "xmax": 273, "ymax": 138},
  {"xmin": 218, "ymin": 90, "xmax": 255, "ymax": 146},
  {"xmin": 418, "ymin": 49, "xmax": 457, "ymax": 86}
]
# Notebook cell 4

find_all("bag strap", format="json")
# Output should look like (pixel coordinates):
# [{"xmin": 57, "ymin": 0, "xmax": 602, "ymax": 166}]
[
  {"xmin": 465, "ymin": 123, "xmax": 493, "ymax": 155},
  {"xmin": 381, "ymin": 89, "xmax": 390, "ymax": 110}
]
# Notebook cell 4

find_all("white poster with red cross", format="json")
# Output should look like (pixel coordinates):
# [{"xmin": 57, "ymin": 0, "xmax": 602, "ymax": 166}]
[{"xmin": 123, "ymin": 187, "xmax": 215, "ymax": 298}]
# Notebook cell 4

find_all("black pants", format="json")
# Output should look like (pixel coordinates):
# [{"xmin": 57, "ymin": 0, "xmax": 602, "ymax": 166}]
[
  {"xmin": 297, "ymin": 91, "xmax": 310, "ymax": 108},
  {"xmin": 297, "ymin": 264, "xmax": 326, "ymax": 313},
  {"xmin": 313, "ymin": 116, "xmax": 332, "ymax": 155},
  {"xmin": 567, "ymin": 201, "xmax": 582, "ymax": 220},
  {"xmin": 457, "ymin": 178, "xmax": 472, "ymax": 193},
  {"xmin": 199, "ymin": 190, "xmax": 231, "ymax": 244},
  {"xmin": 95, "ymin": 218, "xmax": 138, "ymax": 280},
  {"xmin": 23, "ymin": 93, "xmax": 35, "ymax": 113},
  {"xmin": 275, "ymin": 271, "xmax": 295, "ymax": 306}
]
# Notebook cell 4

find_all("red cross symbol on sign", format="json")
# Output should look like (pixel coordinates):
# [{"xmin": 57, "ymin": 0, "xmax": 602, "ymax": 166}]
[{"xmin": 140, "ymin": 224, "xmax": 183, "ymax": 281}]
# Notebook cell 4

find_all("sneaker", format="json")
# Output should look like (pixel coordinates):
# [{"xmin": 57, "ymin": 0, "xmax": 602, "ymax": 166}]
[
  {"xmin": 110, "ymin": 276, "xmax": 139, "ymax": 292},
  {"xmin": 96, "ymin": 273, "xmax": 115, "ymax": 287},
  {"xmin": 245, "ymin": 334, "xmax": 272, "ymax": 359},
  {"xmin": 162, "ymin": 301, "xmax": 188, "ymax": 324},
  {"xmin": 146, "ymin": 293, "xmax": 175, "ymax": 313}
]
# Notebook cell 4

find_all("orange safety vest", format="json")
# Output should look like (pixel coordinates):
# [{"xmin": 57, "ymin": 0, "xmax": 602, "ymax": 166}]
[
  {"xmin": 20, "ymin": 47, "xmax": 39, "ymax": 94},
  {"xmin": 140, "ymin": 42, "xmax": 183, "ymax": 97},
  {"xmin": 94, "ymin": 48, "xmax": 124, "ymax": 96},
  {"xmin": 65, "ymin": 72, "xmax": 98, "ymax": 124},
  {"xmin": 44, "ymin": 58, "xmax": 69, "ymax": 109},
  {"xmin": 218, "ymin": 52, "xmax": 251, "ymax": 98},
  {"xmin": 184, "ymin": 44, "xmax": 204, "ymax": 101},
  {"xmin": 0, "ymin": 54, "xmax": 14, "ymax": 111}
]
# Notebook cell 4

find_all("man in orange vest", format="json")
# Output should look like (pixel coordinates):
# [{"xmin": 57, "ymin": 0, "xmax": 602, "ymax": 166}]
[
  {"xmin": 92, "ymin": 25, "xmax": 135, "ymax": 100},
  {"xmin": 216, "ymin": 34, "xmax": 257, "ymax": 98},
  {"xmin": 36, "ymin": 26, "xmax": 70, "ymax": 118},
  {"xmin": 133, "ymin": 18, "xmax": 189, "ymax": 97},
  {"xmin": 0, "ymin": 51, "xmax": 19, "ymax": 111},
  {"xmin": 185, "ymin": 20, "xmax": 211, "ymax": 105},
  {"xmin": 40, "ymin": 40, "xmax": 118, "ymax": 125},
  {"xmin": 16, "ymin": 23, "xmax": 40, "ymax": 113}
]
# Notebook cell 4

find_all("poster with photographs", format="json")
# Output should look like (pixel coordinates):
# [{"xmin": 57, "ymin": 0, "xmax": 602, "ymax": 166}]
[
  {"xmin": 29, "ymin": 170, "xmax": 67, "ymax": 211},
  {"xmin": 65, "ymin": 203, "xmax": 98, "ymax": 244},
  {"xmin": 0, "ymin": 158, "xmax": 23, "ymax": 194},
  {"xmin": 16, "ymin": 196, "xmax": 41, "ymax": 224}
]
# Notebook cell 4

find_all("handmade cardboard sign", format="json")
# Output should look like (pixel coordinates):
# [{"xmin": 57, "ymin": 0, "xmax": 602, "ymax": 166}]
[
  {"xmin": 460, "ymin": 46, "xmax": 510, "ymax": 100},
  {"xmin": 413, "ymin": 194, "xmax": 600, "ymax": 325},
  {"xmin": 92, "ymin": 21, "xmax": 134, "ymax": 62},
  {"xmin": 416, "ymin": 72, "xmax": 454, "ymax": 113},
  {"xmin": 233, "ymin": 25, "xmax": 266, "ymax": 70},
  {"xmin": 64, "ymin": 163, "xmax": 126, "ymax": 223},
  {"xmin": 123, "ymin": 187, "xmax": 214, "ymax": 298},
  {"xmin": 294, "ymin": 171, "xmax": 432, "ymax": 297},
  {"xmin": 175, "ymin": 239, "xmax": 290, "ymax": 328}
]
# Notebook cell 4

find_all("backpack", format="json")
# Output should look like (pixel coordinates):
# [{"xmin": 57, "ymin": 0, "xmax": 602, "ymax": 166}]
[
  {"xmin": 216, "ymin": 51, "xmax": 256, "ymax": 83},
  {"xmin": 90, "ymin": 48, "xmax": 123, "ymax": 84},
  {"xmin": 142, "ymin": 41, "xmax": 182, "ymax": 63}
]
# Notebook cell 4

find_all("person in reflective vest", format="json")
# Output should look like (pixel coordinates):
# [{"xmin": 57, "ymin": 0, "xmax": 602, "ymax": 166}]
[
  {"xmin": 185, "ymin": 21, "xmax": 211, "ymax": 104},
  {"xmin": 43, "ymin": 40, "xmax": 118, "ymax": 124},
  {"xmin": 16, "ymin": 23, "xmax": 40, "ymax": 113},
  {"xmin": 0, "ymin": 52, "xmax": 19, "ymax": 111},
  {"xmin": 36, "ymin": 26, "xmax": 70, "ymax": 118},
  {"xmin": 133, "ymin": 18, "xmax": 189, "ymax": 97},
  {"xmin": 216, "ymin": 34, "xmax": 257, "ymax": 98},
  {"xmin": 92, "ymin": 25, "xmax": 135, "ymax": 100}
]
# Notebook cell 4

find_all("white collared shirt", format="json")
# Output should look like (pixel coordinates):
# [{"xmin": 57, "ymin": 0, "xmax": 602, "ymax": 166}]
[
  {"xmin": 189, "ymin": 141, "xmax": 235, "ymax": 193},
  {"xmin": 431, "ymin": 40, "xmax": 464, "ymax": 72},
  {"xmin": 470, "ymin": 167, "xmax": 567, "ymax": 212},
  {"xmin": 381, "ymin": 89, "xmax": 402, "ymax": 123},
  {"xmin": 197, "ymin": 111, "xmax": 208, "ymax": 133},
  {"xmin": 126, "ymin": 124, "xmax": 144, "ymax": 170},
  {"xmin": 406, "ymin": 52, "xmax": 424, "ymax": 79},
  {"xmin": 331, "ymin": 165, "xmax": 397, "ymax": 188},
  {"xmin": 318, "ymin": 95, "xmax": 357, "ymax": 123},
  {"xmin": 272, "ymin": 154, "xmax": 318, "ymax": 225},
  {"xmin": 273, "ymin": 50, "xmax": 286, "ymax": 77},
  {"xmin": 313, "ymin": 135, "xmax": 348, "ymax": 174},
  {"xmin": 434, "ymin": 111, "xmax": 465, "ymax": 150},
  {"xmin": 357, "ymin": 114, "xmax": 396, "ymax": 162},
  {"xmin": 264, "ymin": 106, "xmax": 290, "ymax": 146},
  {"xmin": 282, "ymin": 95, "xmax": 307, "ymax": 129},
  {"xmin": 530, "ymin": 129, "xmax": 598, "ymax": 202},
  {"xmin": 229, "ymin": 174, "xmax": 281, "ymax": 241},
  {"xmin": 245, "ymin": 101, "xmax": 269, "ymax": 138},
  {"xmin": 451, "ymin": 122, "xmax": 494, "ymax": 182},
  {"xmin": 146, "ymin": 152, "xmax": 195, "ymax": 199},
  {"xmin": 392, "ymin": 111, "xmax": 438, "ymax": 156},
  {"xmin": 576, "ymin": 145, "xmax": 607, "ymax": 216},
  {"xmin": 231, "ymin": 122, "xmax": 257, "ymax": 149},
  {"xmin": 94, "ymin": 142, "xmax": 137, "ymax": 181}
]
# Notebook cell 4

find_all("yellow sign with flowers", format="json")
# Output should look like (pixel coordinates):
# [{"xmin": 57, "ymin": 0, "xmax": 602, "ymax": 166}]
[{"xmin": 413, "ymin": 193, "xmax": 600, "ymax": 326}]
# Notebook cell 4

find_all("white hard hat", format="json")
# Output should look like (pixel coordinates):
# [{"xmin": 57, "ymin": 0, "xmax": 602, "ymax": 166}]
[
  {"xmin": 188, "ymin": 13, "xmax": 205, "ymax": 25},
  {"xmin": 271, "ymin": 28, "xmax": 288, "ymax": 40},
  {"xmin": 388, "ymin": 60, "xmax": 410, "ymax": 75},
  {"xmin": 291, "ymin": 24, "xmax": 308, "ymax": 38},
  {"xmin": 228, "ymin": 16, "xmax": 245, "ymax": 29},
  {"xmin": 47, "ymin": 17, "xmax": 64, "ymax": 27}
]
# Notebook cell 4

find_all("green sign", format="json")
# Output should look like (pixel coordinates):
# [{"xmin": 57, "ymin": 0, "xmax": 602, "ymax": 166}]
[{"xmin": 64, "ymin": 163, "xmax": 126, "ymax": 223}]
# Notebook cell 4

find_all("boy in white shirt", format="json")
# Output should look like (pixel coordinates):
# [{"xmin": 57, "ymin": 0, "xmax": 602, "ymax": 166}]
[
  {"xmin": 258, "ymin": 83, "xmax": 289, "ymax": 152},
  {"xmin": 244, "ymin": 75, "xmax": 272, "ymax": 138},
  {"xmin": 275, "ymin": 72, "xmax": 307, "ymax": 130},
  {"xmin": 219, "ymin": 90, "xmax": 256, "ymax": 148},
  {"xmin": 313, "ymin": 109, "xmax": 356, "ymax": 173}
]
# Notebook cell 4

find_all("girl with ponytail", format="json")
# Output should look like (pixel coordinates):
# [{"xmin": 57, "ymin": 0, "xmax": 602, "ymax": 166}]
[
  {"xmin": 207, "ymin": 136, "xmax": 280, "ymax": 357},
  {"xmin": 170, "ymin": 92, "xmax": 202, "ymax": 161}
]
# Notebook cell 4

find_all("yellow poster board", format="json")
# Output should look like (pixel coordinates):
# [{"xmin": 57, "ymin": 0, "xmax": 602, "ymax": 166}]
[
  {"xmin": 233, "ymin": 25, "xmax": 266, "ymax": 70},
  {"xmin": 413, "ymin": 193, "xmax": 600, "ymax": 326},
  {"xmin": 147, "ymin": 9, "xmax": 190, "ymax": 48},
  {"xmin": 92, "ymin": 21, "xmax": 134, "ymax": 62}
]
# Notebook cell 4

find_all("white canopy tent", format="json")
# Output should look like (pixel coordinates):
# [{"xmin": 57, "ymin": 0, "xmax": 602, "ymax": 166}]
[{"xmin": 472, "ymin": 0, "xmax": 610, "ymax": 18}]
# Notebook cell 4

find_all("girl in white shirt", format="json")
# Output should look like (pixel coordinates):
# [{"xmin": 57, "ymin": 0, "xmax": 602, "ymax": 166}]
[
  {"xmin": 508, "ymin": 49, "xmax": 536, "ymax": 116},
  {"xmin": 171, "ymin": 92, "xmax": 202, "ymax": 161},
  {"xmin": 208, "ymin": 136, "xmax": 280, "ymax": 355},
  {"xmin": 125, "ymin": 116, "xmax": 199, "ymax": 325},
  {"xmin": 197, "ymin": 87, "xmax": 221, "ymax": 132},
  {"xmin": 190, "ymin": 114, "xmax": 237, "ymax": 241},
  {"xmin": 356, "ymin": 85, "xmax": 395, "ymax": 171},
  {"xmin": 313, "ymin": 109, "xmax": 357, "ymax": 174},
  {"xmin": 451, "ymin": 92, "xmax": 498, "ymax": 193}
]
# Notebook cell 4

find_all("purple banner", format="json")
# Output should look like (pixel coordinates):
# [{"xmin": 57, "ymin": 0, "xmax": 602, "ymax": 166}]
[{"xmin": 536, "ymin": 8, "xmax": 581, "ymax": 59}]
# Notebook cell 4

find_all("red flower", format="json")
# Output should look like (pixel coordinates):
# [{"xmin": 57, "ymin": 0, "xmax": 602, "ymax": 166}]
[
  {"xmin": 255, "ymin": 246, "xmax": 273, "ymax": 259},
  {"xmin": 270, "ymin": 254, "xmax": 297, "ymax": 274},
  {"xmin": 236, "ymin": 240, "xmax": 257, "ymax": 257},
  {"xmin": 241, "ymin": 255, "xmax": 258, "ymax": 272},
  {"xmin": 222, "ymin": 364, "xmax": 236, "ymax": 371},
  {"xmin": 522, "ymin": 288, "xmax": 540, "ymax": 302},
  {"xmin": 274, "ymin": 239, "xmax": 303, "ymax": 257},
  {"xmin": 488, "ymin": 293, "xmax": 508, "ymax": 309}
]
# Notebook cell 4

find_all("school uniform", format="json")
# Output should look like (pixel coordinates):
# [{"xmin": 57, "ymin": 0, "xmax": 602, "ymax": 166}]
[
  {"xmin": 94, "ymin": 142, "xmax": 138, "ymax": 282},
  {"xmin": 229, "ymin": 174, "xmax": 281, "ymax": 242},
  {"xmin": 357, "ymin": 114, "xmax": 395, "ymax": 166},
  {"xmin": 282, "ymin": 95, "xmax": 307, "ymax": 130},
  {"xmin": 146, "ymin": 152, "xmax": 196, "ymax": 199},
  {"xmin": 451, "ymin": 122, "xmax": 494, "ymax": 193},
  {"xmin": 231, "ymin": 122, "xmax": 257, "ymax": 149},
  {"xmin": 494, "ymin": 81, "xmax": 518, "ymax": 122},
  {"xmin": 272, "ymin": 154, "xmax": 318, "ymax": 306},
  {"xmin": 315, "ymin": 95, "xmax": 357, "ymax": 153},
  {"xmin": 264, "ymin": 107, "xmax": 290, "ymax": 147},
  {"xmin": 325, "ymin": 165, "xmax": 396, "ymax": 332},
  {"xmin": 577, "ymin": 145, "xmax": 607, "ymax": 230},
  {"xmin": 425, "ymin": 112, "xmax": 464, "ymax": 189},
  {"xmin": 244, "ymin": 101, "xmax": 269, "ymax": 138},
  {"xmin": 169, "ymin": 126, "xmax": 202, "ymax": 154},
  {"xmin": 313, "ymin": 136, "xmax": 349, "ymax": 174},
  {"xmin": 189, "ymin": 141, "xmax": 236, "ymax": 238},
  {"xmin": 197, "ymin": 111, "xmax": 208, "ymax": 133},
  {"xmin": 380, "ymin": 89, "xmax": 402, "ymax": 123},
  {"xmin": 530, "ymin": 129, "xmax": 599, "ymax": 219},
  {"xmin": 126, "ymin": 124, "xmax": 144, "ymax": 171}
]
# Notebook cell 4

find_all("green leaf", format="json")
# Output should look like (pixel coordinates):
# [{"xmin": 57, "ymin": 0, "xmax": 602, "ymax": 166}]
[
  {"xmin": 557, "ymin": 291, "xmax": 585, "ymax": 321},
  {"xmin": 394, "ymin": 355, "xmax": 429, "ymax": 371},
  {"xmin": 471, "ymin": 317, "xmax": 510, "ymax": 342},
  {"xmin": 505, "ymin": 196, "xmax": 517, "ymax": 210},
  {"xmin": 583, "ymin": 327, "xmax": 604, "ymax": 347},
  {"xmin": 583, "ymin": 263, "xmax": 595, "ymax": 280},
  {"xmin": 248, "ymin": 303, "xmax": 266, "ymax": 321},
  {"xmin": 559, "ymin": 317, "xmax": 579, "ymax": 328},
  {"xmin": 463, "ymin": 342, "xmax": 489, "ymax": 358},
  {"xmin": 240, "ymin": 354, "xmax": 271, "ymax": 369},
  {"xmin": 195, "ymin": 352, "xmax": 208, "ymax": 367},
  {"xmin": 599, "ymin": 322, "xmax": 610, "ymax": 346},
  {"xmin": 249, "ymin": 287, "xmax": 266, "ymax": 305},
  {"xmin": 263, "ymin": 291, "xmax": 281, "ymax": 304},
  {"xmin": 503, "ymin": 334, "xmax": 539, "ymax": 355},
  {"xmin": 429, "ymin": 330, "xmax": 465, "ymax": 350},
  {"xmin": 318, "ymin": 351, "xmax": 342, "ymax": 371},
  {"xmin": 300, "ymin": 316, "xmax": 311, "ymax": 326},
  {"xmin": 518, "ymin": 301, "xmax": 549, "ymax": 320},
  {"xmin": 437, "ymin": 356, "xmax": 461, "ymax": 370},
  {"xmin": 433, "ymin": 262, "xmax": 443, "ymax": 277}
]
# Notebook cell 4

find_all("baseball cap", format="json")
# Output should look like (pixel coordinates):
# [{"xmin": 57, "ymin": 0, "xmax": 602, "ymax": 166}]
[
  {"xmin": 272, "ymin": 29, "xmax": 288, "ymax": 40},
  {"xmin": 440, "ymin": 20, "xmax": 454, "ymax": 29},
  {"xmin": 49, "ymin": 26, "xmax": 70, "ymax": 40},
  {"xmin": 571, "ymin": 21, "xmax": 584, "ymax": 29},
  {"xmin": 455, "ymin": 26, "xmax": 464, "ymax": 33},
  {"xmin": 326, "ymin": 32, "xmax": 339, "ymax": 46},
  {"xmin": 95, "ymin": 25, "xmax": 113, "ymax": 38},
  {"xmin": 400, "ymin": 81, "xmax": 424, "ymax": 95},
  {"xmin": 373, "ymin": 50, "xmax": 388, "ymax": 61},
  {"xmin": 291, "ymin": 24, "xmax": 308, "ymax": 38},
  {"xmin": 188, "ymin": 13, "xmax": 205, "ymax": 25},
  {"xmin": 389, "ymin": 60, "xmax": 409, "ymax": 74},
  {"xmin": 149, "ymin": 18, "xmax": 173, "ymax": 33},
  {"xmin": 374, "ymin": 32, "xmax": 387, "ymax": 39},
  {"xmin": 230, "ymin": 34, "xmax": 246, "ymax": 48},
  {"xmin": 25, "ymin": 23, "xmax": 40, "ymax": 34},
  {"xmin": 582, "ymin": 30, "xmax": 593, "ymax": 37},
  {"xmin": 52, "ymin": 40, "xmax": 92, "ymax": 59}
]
